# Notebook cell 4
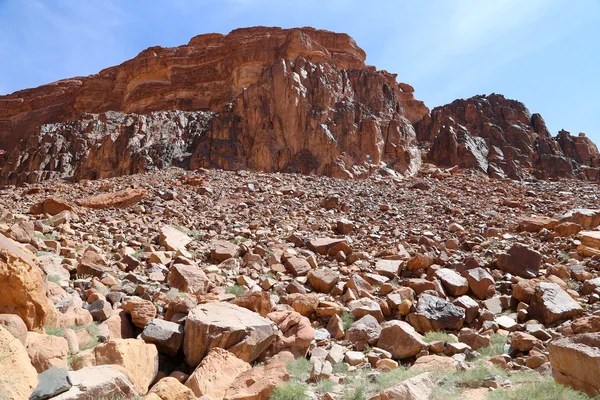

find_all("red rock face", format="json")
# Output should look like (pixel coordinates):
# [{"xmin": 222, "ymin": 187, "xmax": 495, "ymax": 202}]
[
  {"xmin": 0, "ymin": 27, "xmax": 426, "ymax": 152},
  {"xmin": 416, "ymin": 94, "xmax": 600, "ymax": 180}
]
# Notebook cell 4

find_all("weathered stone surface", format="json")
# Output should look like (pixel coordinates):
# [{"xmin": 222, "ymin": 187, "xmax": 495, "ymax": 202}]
[
  {"xmin": 234, "ymin": 290, "xmax": 272, "ymax": 317},
  {"xmin": 560, "ymin": 209, "xmax": 600, "ymax": 228},
  {"xmin": 463, "ymin": 267, "xmax": 494, "ymax": 300},
  {"xmin": 30, "ymin": 367, "xmax": 72, "ymax": 400},
  {"xmin": 407, "ymin": 294, "xmax": 465, "ymax": 333},
  {"xmin": 549, "ymin": 333, "xmax": 600, "ymax": 396},
  {"xmin": 29, "ymin": 197, "xmax": 76, "ymax": 216},
  {"xmin": 210, "ymin": 240, "xmax": 240, "ymax": 262},
  {"xmin": 0, "ymin": 314, "xmax": 27, "ymax": 345},
  {"xmin": 369, "ymin": 372, "xmax": 434, "ymax": 400},
  {"xmin": 149, "ymin": 377, "xmax": 195, "ymax": 400},
  {"xmin": 346, "ymin": 315, "xmax": 382, "ymax": 348},
  {"xmin": 75, "ymin": 189, "xmax": 146, "ymax": 209},
  {"xmin": 51, "ymin": 366, "xmax": 139, "ymax": 399},
  {"xmin": 167, "ymin": 263, "xmax": 209, "ymax": 294},
  {"xmin": 224, "ymin": 361, "xmax": 290, "ymax": 400},
  {"xmin": 94, "ymin": 339, "xmax": 159, "ymax": 395},
  {"xmin": 307, "ymin": 268, "xmax": 339, "ymax": 293},
  {"xmin": 185, "ymin": 348, "xmax": 251, "ymax": 398},
  {"xmin": 159, "ymin": 225, "xmax": 193, "ymax": 251},
  {"xmin": 529, "ymin": 282, "xmax": 583, "ymax": 325},
  {"xmin": 377, "ymin": 320, "xmax": 427, "ymax": 360},
  {"xmin": 266, "ymin": 309, "xmax": 314, "ymax": 358},
  {"xmin": 0, "ymin": 234, "xmax": 58, "ymax": 331},
  {"xmin": 496, "ymin": 243, "xmax": 542, "ymax": 279},
  {"xmin": 141, "ymin": 319, "xmax": 184, "ymax": 356},
  {"xmin": 25, "ymin": 332, "xmax": 69, "ymax": 373},
  {"xmin": 434, "ymin": 268, "xmax": 468, "ymax": 297},
  {"xmin": 122, "ymin": 297, "xmax": 157, "ymax": 328},
  {"xmin": 0, "ymin": 325, "xmax": 38, "ymax": 400},
  {"xmin": 183, "ymin": 302, "xmax": 276, "ymax": 367}
]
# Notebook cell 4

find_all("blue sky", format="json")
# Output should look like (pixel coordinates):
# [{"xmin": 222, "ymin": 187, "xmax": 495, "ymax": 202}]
[{"xmin": 1, "ymin": 0, "xmax": 599, "ymax": 142}]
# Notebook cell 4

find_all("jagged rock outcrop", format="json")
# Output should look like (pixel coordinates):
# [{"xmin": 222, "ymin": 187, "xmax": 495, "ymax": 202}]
[
  {"xmin": 0, "ymin": 27, "xmax": 428, "ymax": 184},
  {"xmin": 556, "ymin": 130, "xmax": 600, "ymax": 180},
  {"xmin": 416, "ymin": 94, "xmax": 600, "ymax": 180}
]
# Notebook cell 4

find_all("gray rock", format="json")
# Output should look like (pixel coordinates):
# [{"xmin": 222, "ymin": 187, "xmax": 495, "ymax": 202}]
[
  {"xmin": 141, "ymin": 319, "xmax": 184, "ymax": 356},
  {"xmin": 30, "ymin": 367, "xmax": 72, "ymax": 400}
]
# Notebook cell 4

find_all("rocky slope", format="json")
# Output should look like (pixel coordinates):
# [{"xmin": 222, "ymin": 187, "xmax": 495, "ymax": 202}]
[
  {"xmin": 415, "ymin": 94, "xmax": 600, "ymax": 180},
  {"xmin": 2, "ymin": 166, "xmax": 600, "ymax": 399}
]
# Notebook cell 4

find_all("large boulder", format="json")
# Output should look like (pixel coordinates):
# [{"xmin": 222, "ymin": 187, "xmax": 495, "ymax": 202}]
[
  {"xmin": 434, "ymin": 268, "xmax": 468, "ymax": 297},
  {"xmin": 0, "ymin": 233, "xmax": 58, "ymax": 331},
  {"xmin": 25, "ymin": 332, "xmax": 69, "ymax": 373},
  {"xmin": 406, "ymin": 294, "xmax": 465, "ymax": 333},
  {"xmin": 549, "ymin": 333, "xmax": 600, "ymax": 396},
  {"xmin": 29, "ymin": 197, "xmax": 76, "ymax": 216},
  {"xmin": 167, "ymin": 263, "xmax": 210, "ymax": 295},
  {"xmin": 183, "ymin": 302, "xmax": 277, "ymax": 367},
  {"xmin": 265, "ymin": 309, "xmax": 314, "ymax": 358},
  {"xmin": 159, "ymin": 225, "xmax": 193, "ymax": 252},
  {"xmin": 0, "ymin": 314, "xmax": 28, "ymax": 345},
  {"xmin": 94, "ymin": 339, "xmax": 159, "ymax": 395},
  {"xmin": 185, "ymin": 348, "xmax": 251, "ymax": 398},
  {"xmin": 122, "ymin": 297, "xmax": 157, "ymax": 328},
  {"xmin": 0, "ymin": 325, "xmax": 38, "ymax": 399},
  {"xmin": 141, "ymin": 319, "xmax": 184, "ymax": 356},
  {"xmin": 496, "ymin": 243, "xmax": 542, "ymax": 279},
  {"xmin": 369, "ymin": 372, "xmax": 434, "ymax": 400},
  {"xmin": 224, "ymin": 361, "xmax": 290, "ymax": 400},
  {"xmin": 30, "ymin": 367, "xmax": 72, "ymax": 400},
  {"xmin": 529, "ymin": 282, "xmax": 583, "ymax": 325},
  {"xmin": 51, "ymin": 365, "xmax": 139, "ymax": 399},
  {"xmin": 376, "ymin": 321, "xmax": 427, "ymax": 360},
  {"xmin": 149, "ymin": 377, "xmax": 196, "ymax": 400},
  {"xmin": 463, "ymin": 267, "xmax": 495, "ymax": 300}
]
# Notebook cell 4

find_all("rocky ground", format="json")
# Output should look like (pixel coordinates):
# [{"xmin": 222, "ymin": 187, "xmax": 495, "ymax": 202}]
[{"xmin": 1, "ymin": 165, "xmax": 600, "ymax": 400}]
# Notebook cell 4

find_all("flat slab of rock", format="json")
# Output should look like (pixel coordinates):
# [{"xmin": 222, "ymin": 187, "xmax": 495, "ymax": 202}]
[
  {"xmin": 579, "ymin": 231, "xmax": 600, "ymax": 249},
  {"xmin": 51, "ymin": 366, "xmax": 139, "ymax": 399},
  {"xmin": 210, "ymin": 240, "xmax": 240, "ymax": 262},
  {"xmin": 377, "ymin": 320, "xmax": 427, "ymax": 360},
  {"xmin": 369, "ymin": 372, "xmax": 434, "ymax": 400},
  {"xmin": 30, "ymin": 367, "xmax": 72, "ymax": 400},
  {"xmin": 549, "ymin": 333, "xmax": 600, "ymax": 396},
  {"xmin": 75, "ymin": 188, "xmax": 147, "ymax": 209},
  {"xmin": 309, "ymin": 237, "xmax": 347, "ymax": 255},
  {"xmin": 183, "ymin": 302, "xmax": 276, "ymax": 367},
  {"xmin": 560, "ymin": 209, "xmax": 600, "ymax": 228}
]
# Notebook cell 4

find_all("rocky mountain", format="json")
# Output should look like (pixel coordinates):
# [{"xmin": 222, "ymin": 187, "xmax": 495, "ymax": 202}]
[
  {"xmin": 415, "ymin": 94, "xmax": 600, "ymax": 181},
  {"xmin": 0, "ymin": 26, "xmax": 598, "ymax": 185}
]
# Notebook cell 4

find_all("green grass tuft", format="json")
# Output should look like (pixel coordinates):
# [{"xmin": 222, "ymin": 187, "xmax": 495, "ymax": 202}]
[
  {"xmin": 341, "ymin": 311, "xmax": 355, "ymax": 331},
  {"xmin": 270, "ymin": 381, "xmax": 309, "ymax": 400},
  {"xmin": 226, "ymin": 284, "xmax": 246, "ymax": 297},
  {"xmin": 488, "ymin": 378, "xmax": 592, "ymax": 400},
  {"xmin": 45, "ymin": 325, "xmax": 65, "ymax": 337},
  {"xmin": 285, "ymin": 357, "xmax": 312, "ymax": 382},
  {"xmin": 422, "ymin": 331, "xmax": 458, "ymax": 343}
]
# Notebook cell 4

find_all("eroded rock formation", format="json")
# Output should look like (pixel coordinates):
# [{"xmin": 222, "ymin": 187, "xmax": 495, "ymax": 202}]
[{"xmin": 415, "ymin": 94, "xmax": 600, "ymax": 180}]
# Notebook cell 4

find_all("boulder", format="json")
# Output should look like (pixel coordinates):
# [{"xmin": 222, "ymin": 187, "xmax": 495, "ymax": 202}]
[
  {"xmin": 496, "ymin": 243, "xmax": 542, "ymax": 279},
  {"xmin": 94, "ymin": 339, "xmax": 159, "ymax": 395},
  {"xmin": 168, "ymin": 263, "xmax": 210, "ymax": 294},
  {"xmin": 266, "ymin": 309, "xmax": 314, "ymax": 358},
  {"xmin": 369, "ymin": 372, "xmax": 434, "ymax": 400},
  {"xmin": 185, "ymin": 348, "xmax": 251, "ymax": 398},
  {"xmin": 307, "ymin": 269, "xmax": 339, "ymax": 293},
  {"xmin": 30, "ymin": 367, "xmax": 72, "ymax": 400},
  {"xmin": 549, "ymin": 333, "xmax": 600, "ymax": 396},
  {"xmin": 407, "ymin": 294, "xmax": 465, "ymax": 332},
  {"xmin": 0, "ymin": 325, "xmax": 38, "ymax": 399},
  {"xmin": 0, "ymin": 314, "xmax": 28, "ymax": 345},
  {"xmin": 410, "ymin": 355, "xmax": 457, "ymax": 373},
  {"xmin": 463, "ymin": 267, "xmax": 495, "ymax": 300},
  {"xmin": 210, "ymin": 240, "xmax": 240, "ymax": 262},
  {"xmin": 434, "ymin": 268, "xmax": 468, "ymax": 297},
  {"xmin": 517, "ymin": 216, "xmax": 559, "ymax": 232},
  {"xmin": 377, "ymin": 320, "xmax": 427, "ymax": 360},
  {"xmin": 529, "ymin": 282, "xmax": 583, "ymax": 325},
  {"xmin": 287, "ymin": 293, "xmax": 319, "ymax": 317},
  {"xmin": 159, "ymin": 225, "xmax": 193, "ymax": 252},
  {"xmin": 141, "ymin": 319, "xmax": 184, "ymax": 356},
  {"xmin": 25, "ymin": 332, "xmax": 69, "ymax": 373},
  {"xmin": 51, "ymin": 365, "xmax": 139, "ymax": 399},
  {"xmin": 0, "ymin": 233, "xmax": 58, "ymax": 331},
  {"xmin": 75, "ymin": 188, "xmax": 147, "ymax": 209},
  {"xmin": 30, "ymin": 197, "xmax": 76, "ymax": 216},
  {"xmin": 560, "ymin": 209, "xmax": 600, "ymax": 228},
  {"xmin": 183, "ymin": 302, "xmax": 276, "ymax": 367},
  {"xmin": 122, "ymin": 297, "xmax": 157, "ymax": 328},
  {"xmin": 234, "ymin": 290, "xmax": 273, "ymax": 317},
  {"xmin": 224, "ymin": 361, "xmax": 290, "ymax": 400},
  {"xmin": 309, "ymin": 238, "xmax": 347, "ymax": 255},
  {"xmin": 346, "ymin": 315, "xmax": 382, "ymax": 349},
  {"xmin": 149, "ymin": 377, "xmax": 196, "ymax": 400}
]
